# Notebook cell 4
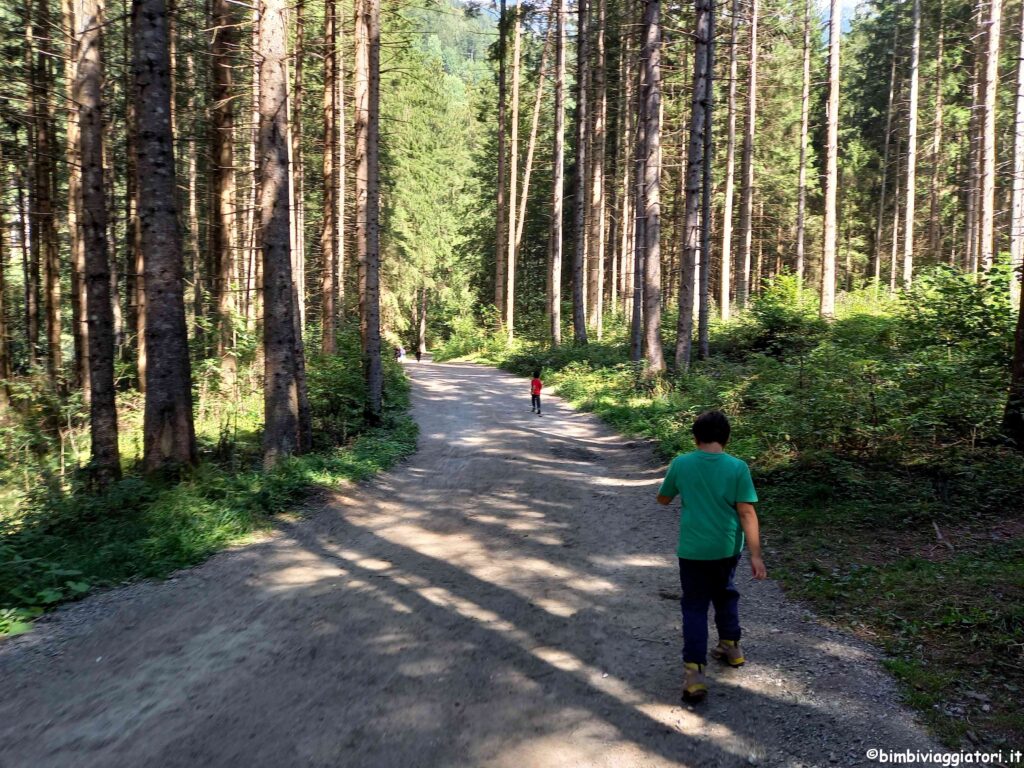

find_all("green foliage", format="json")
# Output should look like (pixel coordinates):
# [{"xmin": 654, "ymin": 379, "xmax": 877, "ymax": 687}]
[{"xmin": 0, "ymin": 352, "xmax": 417, "ymax": 634}]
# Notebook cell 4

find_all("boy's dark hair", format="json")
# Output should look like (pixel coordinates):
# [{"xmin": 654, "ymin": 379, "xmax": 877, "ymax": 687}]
[
  {"xmin": 533, "ymin": 369, "xmax": 541, "ymax": 378},
  {"xmin": 692, "ymin": 410, "xmax": 731, "ymax": 445}
]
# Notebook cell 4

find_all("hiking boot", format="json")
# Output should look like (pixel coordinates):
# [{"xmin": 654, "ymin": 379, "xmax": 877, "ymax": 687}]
[
  {"xmin": 711, "ymin": 639, "xmax": 745, "ymax": 667},
  {"xmin": 681, "ymin": 663, "xmax": 708, "ymax": 703}
]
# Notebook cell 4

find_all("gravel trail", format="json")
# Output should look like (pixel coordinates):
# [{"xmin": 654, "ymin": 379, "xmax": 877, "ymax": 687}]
[{"xmin": 0, "ymin": 358, "xmax": 939, "ymax": 767}]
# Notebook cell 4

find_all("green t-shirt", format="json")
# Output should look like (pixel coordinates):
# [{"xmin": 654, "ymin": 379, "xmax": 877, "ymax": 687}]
[{"xmin": 658, "ymin": 450, "xmax": 759, "ymax": 560}]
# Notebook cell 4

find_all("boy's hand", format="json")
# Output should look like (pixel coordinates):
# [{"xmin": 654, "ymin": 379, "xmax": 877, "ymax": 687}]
[{"xmin": 749, "ymin": 554, "xmax": 767, "ymax": 580}]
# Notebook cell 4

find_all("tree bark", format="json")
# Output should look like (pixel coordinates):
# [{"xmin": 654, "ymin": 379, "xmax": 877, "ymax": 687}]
[
  {"xmin": 211, "ymin": 0, "xmax": 238, "ymax": 385},
  {"xmin": 572, "ymin": 0, "xmax": 589, "ymax": 345},
  {"xmin": 819, "ymin": 0, "xmax": 840, "ymax": 317},
  {"xmin": 698, "ymin": 0, "xmax": 714, "ymax": 361},
  {"xmin": 548, "ymin": 0, "xmax": 566, "ymax": 345},
  {"xmin": 928, "ymin": 5, "xmax": 944, "ymax": 264},
  {"xmin": 1011, "ymin": 0, "xmax": 1024, "ymax": 308},
  {"xmin": 417, "ymin": 287, "xmax": 427, "ymax": 356},
  {"xmin": 901, "ymin": 0, "xmax": 921, "ymax": 288},
  {"xmin": 24, "ymin": 2, "xmax": 41, "ymax": 369},
  {"xmin": 505, "ymin": 8, "xmax": 521, "ymax": 341},
  {"xmin": 34, "ymin": 0, "xmax": 61, "ymax": 384},
  {"xmin": 795, "ymin": 0, "xmax": 811, "ymax": 291},
  {"xmin": 131, "ymin": 0, "xmax": 198, "ymax": 473},
  {"xmin": 64, "ymin": 0, "xmax": 89, "ymax": 395},
  {"xmin": 495, "ymin": 0, "xmax": 508, "ymax": 317},
  {"xmin": 0, "ymin": 143, "xmax": 10, "ymax": 403},
  {"xmin": 890, "ymin": 133, "xmax": 903, "ymax": 294},
  {"xmin": 321, "ymin": 0, "xmax": 338, "ymax": 353},
  {"xmin": 630, "ymin": 55, "xmax": 645, "ymax": 363},
  {"xmin": 586, "ymin": 0, "xmax": 607, "ymax": 338},
  {"xmin": 978, "ymin": 0, "xmax": 1002, "ymax": 271},
  {"xmin": 641, "ymin": 0, "xmax": 663, "ymax": 374},
  {"xmin": 874, "ymin": 23, "xmax": 898, "ymax": 287},
  {"xmin": 735, "ymin": 0, "xmax": 757, "ymax": 310},
  {"xmin": 356, "ymin": 0, "xmax": 383, "ymax": 420},
  {"xmin": 259, "ymin": 0, "xmax": 310, "ymax": 465},
  {"xmin": 717, "ymin": 0, "xmax": 740, "ymax": 319},
  {"xmin": 676, "ymin": 0, "xmax": 711, "ymax": 371},
  {"xmin": 290, "ymin": 0, "xmax": 306, "ymax": 332},
  {"xmin": 76, "ymin": 0, "xmax": 121, "ymax": 484}
]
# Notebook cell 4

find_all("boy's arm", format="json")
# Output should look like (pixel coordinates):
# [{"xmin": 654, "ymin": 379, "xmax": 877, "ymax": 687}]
[
  {"xmin": 656, "ymin": 461, "xmax": 678, "ymax": 505},
  {"xmin": 737, "ymin": 502, "xmax": 767, "ymax": 579}
]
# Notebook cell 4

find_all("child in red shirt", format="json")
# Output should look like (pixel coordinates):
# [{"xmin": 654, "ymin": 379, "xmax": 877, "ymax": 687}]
[{"xmin": 530, "ymin": 370, "xmax": 543, "ymax": 416}]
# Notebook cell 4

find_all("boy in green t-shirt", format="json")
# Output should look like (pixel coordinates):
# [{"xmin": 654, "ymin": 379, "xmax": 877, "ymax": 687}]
[{"xmin": 656, "ymin": 410, "xmax": 766, "ymax": 703}]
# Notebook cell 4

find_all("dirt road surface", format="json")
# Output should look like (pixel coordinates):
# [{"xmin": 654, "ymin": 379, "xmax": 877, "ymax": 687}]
[{"xmin": 0, "ymin": 359, "xmax": 938, "ymax": 767}]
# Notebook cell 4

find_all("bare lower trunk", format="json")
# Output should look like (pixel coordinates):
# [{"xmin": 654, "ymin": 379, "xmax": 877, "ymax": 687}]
[
  {"xmin": 417, "ymin": 287, "xmax": 427, "ymax": 355},
  {"xmin": 504, "ymin": 10, "xmax": 521, "ymax": 341},
  {"xmin": 630, "ymin": 56, "xmax": 645, "ymax": 363},
  {"xmin": 697, "ymin": 0, "xmax": 714, "ymax": 360},
  {"xmin": 356, "ymin": 0, "xmax": 383, "ymax": 420},
  {"xmin": 641, "ymin": 0, "xmax": 663, "ymax": 374},
  {"xmin": 795, "ymin": 0, "xmax": 811, "ymax": 291},
  {"xmin": 131, "ymin": 0, "xmax": 197, "ymax": 473},
  {"xmin": 819, "ymin": 0, "xmax": 840, "ymax": 317},
  {"xmin": 321, "ymin": 0, "xmax": 338, "ymax": 353},
  {"xmin": 76, "ymin": 0, "xmax": 121, "ymax": 484},
  {"xmin": 735, "ymin": 0, "xmax": 757, "ymax": 310},
  {"xmin": 33, "ymin": 0, "xmax": 61, "ymax": 383},
  {"xmin": 928, "ymin": 7, "xmax": 944, "ymax": 264},
  {"xmin": 494, "ymin": 0, "xmax": 507, "ymax": 317},
  {"xmin": 901, "ymin": 0, "xmax": 921, "ymax": 288},
  {"xmin": 1010, "ymin": 1, "xmax": 1024, "ymax": 308},
  {"xmin": 676, "ymin": 0, "xmax": 712, "ymax": 371},
  {"xmin": 978, "ymin": 0, "xmax": 1001, "ymax": 271},
  {"xmin": 874, "ymin": 24, "xmax": 898, "ymax": 286},
  {"xmin": 259, "ymin": 0, "xmax": 310, "ymax": 465},
  {"xmin": 572, "ymin": 0, "xmax": 589, "ymax": 345},
  {"xmin": 548, "ymin": 0, "xmax": 565, "ymax": 346},
  {"xmin": 586, "ymin": 0, "xmax": 607, "ymax": 338},
  {"xmin": 211, "ymin": 0, "xmax": 238, "ymax": 385}
]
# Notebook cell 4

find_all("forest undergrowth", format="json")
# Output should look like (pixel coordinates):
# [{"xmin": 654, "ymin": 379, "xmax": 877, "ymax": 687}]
[
  {"xmin": 0, "ymin": 330, "xmax": 417, "ymax": 638},
  {"xmin": 437, "ymin": 269, "xmax": 1024, "ymax": 751}
]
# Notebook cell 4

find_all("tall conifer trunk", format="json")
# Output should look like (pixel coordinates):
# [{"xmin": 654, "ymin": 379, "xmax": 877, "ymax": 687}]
[
  {"xmin": 76, "ymin": 0, "xmax": 121, "ymax": 484},
  {"xmin": 978, "ymin": 0, "xmax": 1001, "ymax": 271},
  {"xmin": 901, "ymin": 0, "xmax": 921, "ymax": 288},
  {"xmin": 820, "ymin": 0, "xmax": 840, "ymax": 317},
  {"xmin": 735, "ymin": 0, "xmax": 757, "ymax": 310},
  {"xmin": 641, "ymin": 0, "xmax": 663, "ymax": 374},
  {"xmin": 548, "ymin": 0, "xmax": 565, "ymax": 345},
  {"xmin": 131, "ymin": 0, "xmax": 197, "ymax": 472},
  {"xmin": 676, "ymin": 0, "xmax": 712, "ymax": 371},
  {"xmin": 259, "ymin": 0, "xmax": 310, "ymax": 464}
]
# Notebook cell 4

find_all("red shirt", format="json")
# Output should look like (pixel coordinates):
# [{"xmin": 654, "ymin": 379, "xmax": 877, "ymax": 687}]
[{"xmin": 531, "ymin": 378, "xmax": 542, "ymax": 395}]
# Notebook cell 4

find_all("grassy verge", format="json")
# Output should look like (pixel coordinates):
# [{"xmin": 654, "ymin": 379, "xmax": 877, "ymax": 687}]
[
  {"xmin": 437, "ymin": 273, "xmax": 1024, "ymax": 750},
  {"xmin": 1, "ymin": 337, "xmax": 418, "ymax": 637}
]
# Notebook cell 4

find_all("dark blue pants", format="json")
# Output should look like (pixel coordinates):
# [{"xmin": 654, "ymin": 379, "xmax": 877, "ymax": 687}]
[
  {"xmin": 531, "ymin": 394, "xmax": 541, "ymax": 412},
  {"xmin": 678, "ymin": 556, "xmax": 741, "ymax": 664}
]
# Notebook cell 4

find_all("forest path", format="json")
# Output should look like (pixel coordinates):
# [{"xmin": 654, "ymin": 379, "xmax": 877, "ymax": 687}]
[{"xmin": 0, "ymin": 358, "xmax": 938, "ymax": 767}]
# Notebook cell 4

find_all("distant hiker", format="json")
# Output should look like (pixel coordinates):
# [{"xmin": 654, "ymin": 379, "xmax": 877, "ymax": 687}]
[
  {"xmin": 394, "ymin": 346, "xmax": 401, "ymax": 361},
  {"xmin": 398, "ymin": 346, "xmax": 406, "ymax": 362},
  {"xmin": 415, "ymin": 348, "xmax": 422, "ymax": 363},
  {"xmin": 530, "ymin": 370, "xmax": 543, "ymax": 416},
  {"xmin": 656, "ymin": 410, "xmax": 766, "ymax": 704}
]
